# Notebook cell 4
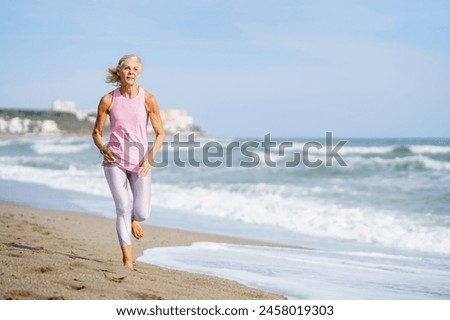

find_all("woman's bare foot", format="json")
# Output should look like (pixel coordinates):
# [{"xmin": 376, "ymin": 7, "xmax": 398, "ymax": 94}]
[
  {"xmin": 121, "ymin": 245, "xmax": 133, "ymax": 270},
  {"xmin": 131, "ymin": 220, "xmax": 144, "ymax": 239}
]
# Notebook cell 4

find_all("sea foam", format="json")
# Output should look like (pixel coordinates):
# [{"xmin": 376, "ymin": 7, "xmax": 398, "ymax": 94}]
[{"xmin": 137, "ymin": 242, "xmax": 450, "ymax": 299}]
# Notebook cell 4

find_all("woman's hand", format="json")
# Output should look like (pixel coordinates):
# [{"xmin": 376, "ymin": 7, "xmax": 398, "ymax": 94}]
[
  {"xmin": 101, "ymin": 146, "xmax": 115, "ymax": 164},
  {"xmin": 138, "ymin": 158, "xmax": 151, "ymax": 177}
]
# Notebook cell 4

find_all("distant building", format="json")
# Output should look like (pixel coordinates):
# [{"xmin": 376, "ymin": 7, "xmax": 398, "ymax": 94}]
[
  {"xmin": 52, "ymin": 99, "xmax": 76, "ymax": 113},
  {"xmin": 51, "ymin": 99, "xmax": 89, "ymax": 121},
  {"xmin": 159, "ymin": 109, "xmax": 195, "ymax": 134},
  {"xmin": 0, "ymin": 117, "xmax": 60, "ymax": 135},
  {"xmin": 41, "ymin": 120, "xmax": 60, "ymax": 134}
]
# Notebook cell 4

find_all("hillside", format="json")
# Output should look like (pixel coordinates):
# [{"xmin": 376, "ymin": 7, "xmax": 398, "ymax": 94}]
[
  {"xmin": 0, "ymin": 107, "xmax": 205, "ymax": 136},
  {"xmin": 0, "ymin": 108, "xmax": 94, "ymax": 135}
]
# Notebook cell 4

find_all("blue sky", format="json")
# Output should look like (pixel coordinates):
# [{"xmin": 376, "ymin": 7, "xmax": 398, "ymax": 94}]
[{"xmin": 0, "ymin": 0, "xmax": 449, "ymax": 137}]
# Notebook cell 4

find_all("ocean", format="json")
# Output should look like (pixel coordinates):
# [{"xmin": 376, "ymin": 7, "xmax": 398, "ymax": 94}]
[{"xmin": 1, "ymin": 135, "xmax": 450, "ymax": 299}]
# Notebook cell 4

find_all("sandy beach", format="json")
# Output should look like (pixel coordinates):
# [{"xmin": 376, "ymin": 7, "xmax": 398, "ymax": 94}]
[{"xmin": 0, "ymin": 201, "xmax": 284, "ymax": 300}]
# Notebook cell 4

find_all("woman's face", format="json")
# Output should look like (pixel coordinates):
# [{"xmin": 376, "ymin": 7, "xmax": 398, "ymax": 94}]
[{"xmin": 119, "ymin": 58, "xmax": 141, "ymax": 86}]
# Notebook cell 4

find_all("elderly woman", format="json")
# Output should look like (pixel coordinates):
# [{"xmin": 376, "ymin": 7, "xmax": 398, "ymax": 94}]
[{"xmin": 92, "ymin": 54, "xmax": 165, "ymax": 269}]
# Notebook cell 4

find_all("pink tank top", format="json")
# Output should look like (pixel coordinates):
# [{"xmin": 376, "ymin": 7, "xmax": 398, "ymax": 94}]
[{"xmin": 108, "ymin": 87, "xmax": 149, "ymax": 173}]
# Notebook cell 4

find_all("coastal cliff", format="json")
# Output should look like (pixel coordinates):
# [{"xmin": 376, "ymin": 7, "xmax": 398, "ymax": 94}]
[{"xmin": 0, "ymin": 107, "xmax": 204, "ymax": 136}]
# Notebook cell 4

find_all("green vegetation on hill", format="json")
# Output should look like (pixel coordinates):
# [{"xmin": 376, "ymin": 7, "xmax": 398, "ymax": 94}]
[{"xmin": 0, "ymin": 108, "xmax": 94, "ymax": 134}]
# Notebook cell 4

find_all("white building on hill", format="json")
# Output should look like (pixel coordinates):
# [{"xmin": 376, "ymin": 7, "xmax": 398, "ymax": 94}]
[
  {"xmin": 52, "ymin": 100, "xmax": 76, "ymax": 113},
  {"xmin": 159, "ymin": 109, "xmax": 195, "ymax": 134},
  {"xmin": 0, "ymin": 117, "xmax": 60, "ymax": 135},
  {"xmin": 52, "ymin": 99, "xmax": 89, "ymax": 121}
]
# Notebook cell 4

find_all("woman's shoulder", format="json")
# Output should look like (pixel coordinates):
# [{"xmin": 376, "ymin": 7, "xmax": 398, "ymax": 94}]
[
  {"xmin": 144, "ymin": 89, "xmax": 159, "ymax": 104},
  {"xmin": 143, "ymin": 89, "xmax": 155, "ymax": 100},
  {"xmin": 102, "ymin": 90, "xmax": 116, "ymax": 102},
  {"xmin": 98, "ymin": 91, "xmax": 115, "ymax": 112},
  {"xmin": 143, "ymin": 89, "xmax": 157, "ymax": 108}
]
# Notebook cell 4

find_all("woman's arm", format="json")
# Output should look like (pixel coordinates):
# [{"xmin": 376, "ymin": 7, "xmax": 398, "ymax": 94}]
[
  {"xmin": 140, "ymin": 91, "xmax": 165, "ymax": 175},
  {"xmin": 92, "ymin": 93, "xmax": 115, "ymax": 163}
]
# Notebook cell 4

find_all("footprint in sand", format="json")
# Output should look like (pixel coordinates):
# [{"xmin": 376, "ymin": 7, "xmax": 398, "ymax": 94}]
[
  {"xmin": 68, "ymin": 284, "xmax": 86, "ymax": 291},
  {"xmin": 37, "ymin": 266, "xmax": 53, "ymax": 273},
  {"xmin": 103, "ymin": 273, "xmax": 126, "ymax": 283}
]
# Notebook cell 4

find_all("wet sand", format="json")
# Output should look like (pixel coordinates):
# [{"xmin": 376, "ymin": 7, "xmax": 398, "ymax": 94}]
[{"xmin": 0, "ymin": 201, "xmax": 285, "ymax": 300}]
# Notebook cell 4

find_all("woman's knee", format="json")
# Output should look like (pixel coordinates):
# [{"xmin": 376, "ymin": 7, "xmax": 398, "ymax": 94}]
[
  {"xmin": 115, "ymin": 203, "xmax": 131, "ymax": 217},
  {"xmin": 132, "ymin": 206, "xmax": 151, "ymax": 221}
]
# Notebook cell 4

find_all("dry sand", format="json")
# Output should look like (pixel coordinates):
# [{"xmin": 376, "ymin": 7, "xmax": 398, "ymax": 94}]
[{"xmin": 0, "ymin": 201, "xmax": 285, "ymax": 300}]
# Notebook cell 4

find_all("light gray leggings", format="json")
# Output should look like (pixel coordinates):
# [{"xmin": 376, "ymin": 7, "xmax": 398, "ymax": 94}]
[{"xmin": 104, "ymin": 165, "xmax": 151, "ymax": 246}]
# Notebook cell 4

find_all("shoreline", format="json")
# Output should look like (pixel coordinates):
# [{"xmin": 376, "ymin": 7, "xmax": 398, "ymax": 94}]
[
  {"xmin": 0, "ymin": 130, "xmax": 208, "ymax": 140},
  {"xmin": 0, "ymin": 200, "xmax": 285, "ymax": 300}
]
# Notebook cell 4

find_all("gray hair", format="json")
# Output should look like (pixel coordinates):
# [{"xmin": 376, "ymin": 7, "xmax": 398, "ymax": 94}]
[{"xmin": 105, "ymin": 54, "xmax": 142, "ymax": 86}]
